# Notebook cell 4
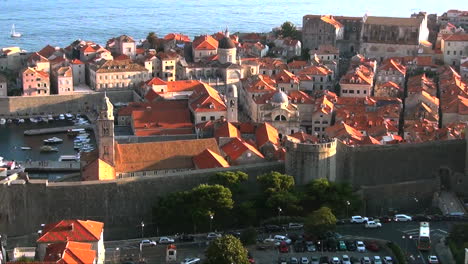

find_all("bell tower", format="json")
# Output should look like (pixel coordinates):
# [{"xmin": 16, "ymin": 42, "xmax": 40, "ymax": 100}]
[
  {"xmin": 226, "ymin": 84, "xmax": 238, "ymax": 122},
  {"xmin": 97, "ymin": 92, "xmax": 115, "ymax": 165}
]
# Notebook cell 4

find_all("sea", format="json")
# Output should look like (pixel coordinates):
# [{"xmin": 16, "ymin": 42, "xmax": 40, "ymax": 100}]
[{"xmin": 0, "ymin": 0, "xmax": 465, "ymax": 52}]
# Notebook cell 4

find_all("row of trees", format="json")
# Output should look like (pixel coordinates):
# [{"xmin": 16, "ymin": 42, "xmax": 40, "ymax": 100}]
[{"xmin": 153, "ymin": 171, "xmax": 362, "ymax": 235}]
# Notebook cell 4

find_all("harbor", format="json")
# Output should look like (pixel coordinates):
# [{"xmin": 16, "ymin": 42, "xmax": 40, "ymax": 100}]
[{"xmin": 24, "ymin": 125, "xmax": 93, "ymax": 136}]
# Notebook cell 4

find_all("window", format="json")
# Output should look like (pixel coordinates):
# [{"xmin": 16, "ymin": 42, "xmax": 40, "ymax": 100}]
[
  {"xmin": 314, "ymin": 127, "xmax": 321, "ymax": 131},
  {"xmin": 210, "ymin": 116, "xmax": 215, "ymax": 120},
  {"xmin": 322, "ymin": 121, "xmax": 328, "ymax": 124},
  {"xmin": 201, "ymin": 116, "xmax": 206, "ymax": 121},
  {"xmin": 447, "ymin": 51, "xmax": 450, "ymax": 55},
  {"xmin": 342, "ymin": 90, "xmax": 348, "ymax": 93},
  {"xmin": 322, "ymin": 127, "xmax": 326, "ymax": 131},
  {"xmin": 349, "ymin": 90, "xmax": 354, "ymax": 94},
  {"xmin": 357, "ymin": 90, "xmax": 360, "ymax": 94}
]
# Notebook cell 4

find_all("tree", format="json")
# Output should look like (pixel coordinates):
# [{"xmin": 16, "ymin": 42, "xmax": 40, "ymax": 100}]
[
  {"xmin": 210, "ymin": 171, "xmax": 248, "ymax": 192},
  {"xmin": 257, "ymin": 171, "xmax": 295, "ymax": 194},
  {"xmin": 304, "ymin": 207, "xmax": 337, "ymax": 238},
  {"xmin": 146, "ymin": 32, "xmax": 158, "ymax": 49},
  {"xmin": 240, "ymin": 226, "xmax": 258, "ymax": 246},
  {"xmin": 205, "ymin": 235, "xmax": 249, "ymax": 264},
  {"xmin": 279, "ymin": 21, "xmax": 300, "ymax": 40},
  {"xmin": 190, "ymin": 184, "xmax": 234, "ymax": 229}
]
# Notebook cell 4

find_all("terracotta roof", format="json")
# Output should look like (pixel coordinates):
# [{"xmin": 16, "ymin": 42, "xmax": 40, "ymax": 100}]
[
  {"xmin": 298, "ymin": 65, "xmax": 333, "ymax": 76},
  {"xmin": 215, "ymin": 122, "xmax": 240, "ymax": 138},
  {"xmin": 274, "ymin": 69, "xmax": 299, "ymax": 84},
  {"xmin": 146, "ymin": 77, "xmax": 167, "ymax": 86},
  {"xmin": 378, "ymin": 59, "xmax": 406, "ymax": 75},
  {"xmin": 288, "ymin": 90, "xmax": 314, "ymax": 104},
  {"xmin": 115, "ymin": 138, "xmax": 221, "ymax": 173},
  {"xmin": 243, "ymin": 75, "xmax": 277, "ymax": 94},
  {"xmin": 144, "ymin": 88, "xmax": 160, "ymax": 102},
  {"xmin": 340, "ymin": 66, "xmax": 373, "ymax": 85},
  {"xmin": 71, "ymin": 59, "xmax": 84, "ymax": 65},
  {"xmin": 442, "ymin": 34, "xmax": 468, "ymax": 41},
  {"xmin": 57, "ymin": 66, "xmax": 72, "ymax": 77},
  {"xmin": 28, "ymin": 52, "xmax": 49, "ymax": 64},
  {"xmin": 189, "ymin": 83, "xmax": 227, "ymax": 112},
  {"xmin": 44, "ymin": 241, "xmax": 96, "ymax": 264},
  {"xmin": 316, "ymin": 44, "xmax": 340, "ymax": 54},
  {"xmin": 192, "ymin": 35, "xmax": 218, "ymax": 50},
  {"xmin": 441, "ymin": 95, "xmax": 468, "ymax": 114},
  {"xmin": 221, "ymin": 137, "xmax": 264, "ymax": 161},
  {"xmin": 37, "ymin": 220, "xmax": 103, "ymax": 243},
  {"xmin": 287, "ymin": 131, "xmax": 319, "ymax": 143},
  {"xmin": 157, "ymin": 51, "xmax": 179, "ymax": 60},
  {"xmin": 167, "ymin": 80, "xmax": 205, "ymax": 93},
  {"xmin": 115, "ymin": 54, "xmax": 130, "ymax": 60},
  {"xmin": 359, "ymin": 136, "xmax": 382, "ymax": 145},
  {"xmin": 255, "ymin": 122, "xmax": 279, "ymax": 148},
  {"xmin": 365, "ymin": 16, "xmax": 422, "ymax": 27},
  {"xmin": 325, "ymin": 122, "xmax": 363, "ymax": 143},
  {"xmin": 38, "ymin": 45, "xmax": 57, "ymax": 58},
  {"xmin": 193, "ymin": 148, "xmax": 230, "ymax": 169},
  {"xmin": 321, "ymin": 15, "xmax": 344, "ymax": 29},
  {"xmin": 92, "ymin": 59, "xmax": 148, "ymax": 73},
  {"xmin": 287, "ymin": 60, "xmax": 308, "ymax": 69},
  {"xmin": 314, "ymin": 95, "xmax": 334, "ymax": 114},
  {"xmin": 164, "ymin": 33, "xmax": 191, "ymax": 42}
]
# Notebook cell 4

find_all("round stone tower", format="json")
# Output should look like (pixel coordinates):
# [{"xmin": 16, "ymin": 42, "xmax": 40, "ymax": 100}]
[{"xmin": 218, "ymin": 28, "xmax": 237, "ymax": 64}]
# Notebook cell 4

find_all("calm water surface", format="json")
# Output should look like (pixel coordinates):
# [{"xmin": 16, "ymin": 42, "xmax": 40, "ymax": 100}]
[{"xmin": 0, "ymin": 0, "xmax": 464, "ymax": 51}]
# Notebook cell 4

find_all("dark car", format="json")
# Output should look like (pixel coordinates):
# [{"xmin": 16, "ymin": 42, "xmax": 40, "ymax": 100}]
[
  {"xmin": 294, "ymin": 240, "xmax": 305, "ymax": 252},
  {"xmin": 336, "ymin": 219, "xmax": 350, "ymax": 225},
  {"xmin": 429, "ymin": 214, "xmax": 444, "ymax": 221},
  {"xmin": 327, "ymin": 239, "xmax": 338, "ymax": 251},
  {"xmin": 346, "ymin": 240, "xmax": 357, "ymax": 251},
  {"xmin": 412, "ymin": 214, "xmax": 431, "ymax": 221},
  {"xmin": 178, "ymin": 234, "xmax": 195, "ymax": 242},
  {"xmin": 379, "ymin": 216, "xmax": 392, "ymax": 223},
  {"xmin": 365, "ymin": 241, "xmax": 380, "ymax": 252},
  {"xmin": 264, "ymin": 224, "xmax": 283, "ymax": 232},
  {"xmin": 319, "ymin": 256, "xmax": 329, "ymax": 264}
]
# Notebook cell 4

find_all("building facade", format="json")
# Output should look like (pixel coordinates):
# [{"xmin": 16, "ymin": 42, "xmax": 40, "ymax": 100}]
[{"xmin": 89, "ymin": 60, "xmax": 149, "ymax": 91}]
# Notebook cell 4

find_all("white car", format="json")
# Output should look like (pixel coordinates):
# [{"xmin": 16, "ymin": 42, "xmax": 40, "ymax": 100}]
[
  {"xmin": 140, "ymin": 239, "xmax": 157, "ymax": 247},
  {"xmin": 356, "ymin": 241, "xmax": 366, "ymax": 252},
  {"xmin": 330, "ymin": 257, "xmax": 340, "ymax": 264},
  {"xmin": 394, "ymin": 214, "xmax": 412, "ymax": 222},
  {"xmin": 300, "ymin": 257, "xmax": 309, "ymax": 264},
  {"xmin": 428, "ymin": 255, "xmax": 439, "ymax": 264},
  {"xmin": 365, "ymin": 221, "xmax": 382, "ymax": 228},
  {"xmin": 374, "ymin": 256, "xmax": 383, "ymax": 264},
  {"xmin": 158, "ymin": 236, "xmax": 175, "ymax": 244},
  {"xmin": 342, "ymin": 255, "xmax": 351, "ymax": 264},
  {"xmin": 274, "ymin": 235, "xmax": 292, "ymax": 245},
  {"xmin": 383, "ymin": 256, "xmax": 393, "ymax": 264},
  {"xmin": 206, "ymin": 232, "xmax": 221, "ymax": 239},
  {"xmin": 350, "ymin": 215, "xmax": 369, "ymax": 223},
  {"xmin": 180, "ymin": 257, "xmax": 201, "ymax": 264}
]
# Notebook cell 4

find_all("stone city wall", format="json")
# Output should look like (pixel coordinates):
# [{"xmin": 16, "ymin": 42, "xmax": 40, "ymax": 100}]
[
  {"xmin": 0, "ymin": 161, "xmax": 284, "ymax": 247},
  {"xmin": 0, "ymin": 90, "xmax": 133, "ymax": 117}
]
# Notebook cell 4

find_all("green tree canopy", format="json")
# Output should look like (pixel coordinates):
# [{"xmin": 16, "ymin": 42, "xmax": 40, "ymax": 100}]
[
  {"xmin": 257, "ymin": 171, "xmax": 295, "ymax": 194},
  {"xmin": 304, "ymin": 206, "xmax": 337, "ymax": 238},
  {"xmin": 191, "ymin": 184, "xmax": 234, "ymax": 217},
  {"xmin": 146, "ymin": 32, "xmax": 158, "ymax": 49},
  {"xmin": 205, "ymin": 235, "xmax": 249, "ymax": 264},
  {"xmin": 279, "ymin": 21, "xmax": 301, "ymax": 39},
  {"xmin": 210, "ymin": 171, "xmax": 248, "ymax": 191}
]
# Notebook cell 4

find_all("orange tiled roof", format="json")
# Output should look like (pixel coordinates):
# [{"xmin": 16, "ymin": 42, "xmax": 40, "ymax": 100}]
[
  {"xmin": 287, "ymin": 60, "xmax": 308, "ymax": 69},
  {"xmin": 442, "ymin": 34, "xmax": 468, "ymax": 41},
  {"xmin": 193, "ymin": 35, "xmax": 218, "ymax": 50},
  {"xmin": 38, "ymin": 45, "xmax": 57, "ymax": 58},
  {"xmin": 146, "ymin": 77, "xmax": 167, "ymax": 86},
  {"xmin": 71, "ymin": 59, "xmax": 84, "ymax": 65},
  {"xmin": 44, "ymin": 241, "xmax": 96, "ymax": 264},
  {"xmin": 193, "ymin": 148, "xmax": 230, "ymax": 169},
  {"xmin": 274, "ymin": 69, "xmax": 299, "ymax": 84},
  {"xmin": 189, "ymin": 83, "xmax": 227, "ymax": 112},
  {"xmin": 321, "ymin": 15, "xmax": 344, "ymax": 29},
  {"xmin": 314, "ymin": 95, "xmax": 334, "ymax": 114},
  {"xmin": 325, "ymin": 122, "xmax": 363, "ymax": 143},
  {"xmin": 378, "ymin": 59, "xmax": 406, "ymax": 75},
  {"xmin": 298, "ymin": 65, "xmax": 333, "ymax": 76},
  {"xmin": 244, "ymin": 75, "xmax": 277, "ymax": 94},
  {"xmin": 167, "ymin": 80, "xmax": 204, "ymax": 93},
  {"xmin": 37, "ymin": 220, "xmax": 103, "ymax": 243},
  {"xmin": 255, "ymin": 122, "xmax": 279, "ymax": 148},
  {"xmin": 28, "ymin": 52, "xmax": 49, "ymax": 64},
  {"xmin": 221, "ymin": 137, "xmax": 264, "ymax": 161},
  {"xmin": 287, "ymin": 131, "xmax": 319, "ymax": 143},
  {"xmin": 288, "ymin": 90, "xmax": 314, "ymax": 104},
  {"xmin": 215, "ymin": 122, "xmax": 240, "ymax": 138},
  {"xmin": 164, "ymin": 33, "xmax": 191, "ymax": 42}
]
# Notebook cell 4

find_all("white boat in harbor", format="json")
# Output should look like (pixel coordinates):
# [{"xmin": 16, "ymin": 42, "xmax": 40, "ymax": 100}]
[
  {"xmin": 21, "ymin": 147, "xmax": 32, "ymax": 150},
  {"xmin": 18, "ymin": 119, "xmax": 25, "ymax": 124},
  {"xmin": 10, "ymin": 24, "xmax": 22, "ymax": 38},
  {"xmin": 41, "ymin": 117, "xmax": 49, "ymax": 123},
  {"xmin": 29, "ymin": 117, "xmax": 38, "ymax": 123},
  {"xmin": 43, "ymin": 137, "xmax": 63, "ymax": 144},
  {"xmin": 0, "ymin": 118, "xmax": 6, "ymax": 125},
  {"xmin": 47, "ymin": 114, "xmax": 54, "ymax": 121},
  {"xmin": 40, "ymin": 145, "xmax": 59, "ymax": 152},
  {"xmin": 59, "ymin": 114, "xmax": 65, "ymax": 120},
  {"xmin": 7, "ymin": 119, "xmax": 12, "ymax": 124},
  {"xmin": 59, "ymin": 155, "xmax": 80, "ymax": 161},
  {"xmin": 65, "ymin": 113, "xmax": 74, "ymax": 120}
]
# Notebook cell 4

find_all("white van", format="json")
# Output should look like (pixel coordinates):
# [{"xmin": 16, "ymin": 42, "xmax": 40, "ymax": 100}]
[{"xmin": 394, "ymin": 214, "xmax": 412, "ymax": 222}]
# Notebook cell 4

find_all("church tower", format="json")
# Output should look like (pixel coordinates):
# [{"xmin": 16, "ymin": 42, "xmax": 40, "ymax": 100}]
[
  {"xmin": 218, "ymin": 28, "xmax": 237, "ymax": 64},
  {"xmin": 226, "ymin": 84, "xmax": 238, "ymax": 122},
  {"xmin": 97, "ymin": 92, "xmax": 115, "ymax": 165}
]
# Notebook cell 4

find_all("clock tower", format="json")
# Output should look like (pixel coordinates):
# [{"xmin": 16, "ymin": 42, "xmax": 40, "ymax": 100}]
[{"xmin": 97, "ymin": 92, "xmax": 115, "ymax": 165}]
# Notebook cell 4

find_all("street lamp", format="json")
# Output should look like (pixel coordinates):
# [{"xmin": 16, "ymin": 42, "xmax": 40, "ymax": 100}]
[
  {"xmin": 317, "ymin": 240, "xmax": 322, "ymax": 255},
  {"xmin": 277, "ymin": 207, "xmax": 282, "ymax": 225},
  {"xmin": 346, "ymin": 200, "xmax": 351, "ymax": 218},
  {"xmin": 209, "ymin": 213, "xmax": 214, "ymax": 232},
  {"xmin": 141, "ymin": 221, "xmax": 144, "ymax": 239}
]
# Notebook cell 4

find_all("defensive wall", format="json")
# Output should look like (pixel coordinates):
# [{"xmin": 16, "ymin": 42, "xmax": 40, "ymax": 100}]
[
  {"xmin": 0, "ymin": 90, "xmax": 134, "ymax": 117},
  {"xmin": 0, "ymin": 161, "xmax": 284, "ymax": 247}
]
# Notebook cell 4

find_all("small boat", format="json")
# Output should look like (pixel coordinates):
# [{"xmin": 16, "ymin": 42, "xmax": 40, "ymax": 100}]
[
  {"xmin": 18, "ymin": 119, "xmax": 25, "ymax": 124},
  {"xmin": 7, "ymin": 119, "xmax": 12, "ymax": 124},
  {"xmin": 21, "ymin": 147, "xmax": 32, "ymax": 150},
  {"xmin": 65, "ymin": 113, "xmax": 74, "ymax": 120},
  {"xmin": 30, "ymin": 117, "xmax": 38, "ymax": 123},
  {"xmin": 43, "ymin": 137, "xmax": 63, "ymax": 144},
  {"xmin": 40, "ymin": 145, "xmax": 59, "ymax": 152},
  {"xmin": 10, "ymin": 24, "xmax": 22, "ymax": 38},
  {"xmin": 59, "ymin": 114, "xmax": 65, "ymax": 120},
  {"xmin": 47, "ymin": 114, "xmax": 54, "ymax": 121},
  {"xmin": 58, "ymin": 155, "xmax": 80, "ymax": 161},
  {"xmin": 0, "ymin": 118, "xmax": 5, "ymax": 125},
  {"xmin": 41, "ymin": 117, "xmax": 49, "ymax": 123}
]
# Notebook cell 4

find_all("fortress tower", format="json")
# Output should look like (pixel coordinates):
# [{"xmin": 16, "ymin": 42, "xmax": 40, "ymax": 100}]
[
  {"xmin": 97, "ymin": 92, "xmax": 115, "ymax": 166},
  {"xmin": 285, "ymin": 139, "xmax": 338, "ymax": 185}
]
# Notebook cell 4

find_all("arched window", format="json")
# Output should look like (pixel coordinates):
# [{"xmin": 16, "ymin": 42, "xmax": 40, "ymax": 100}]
[{"xmin": 274, "ymin": 115, "xmax": 287, "ymax": 121}]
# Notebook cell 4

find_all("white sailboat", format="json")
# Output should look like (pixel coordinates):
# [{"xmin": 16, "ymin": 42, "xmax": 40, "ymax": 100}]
[{"xmin": 10, "ymin": 24, "xmax": 22, "ymax": 38}]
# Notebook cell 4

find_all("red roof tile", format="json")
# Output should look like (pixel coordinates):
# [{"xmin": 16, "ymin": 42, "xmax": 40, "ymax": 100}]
[
  {"xmin": 255, "ymin": 122, "xmax": 279, "ymax": 148},
  {"xmin": 193, "ymin": 148, "xmax": 230, "ymax": 169},
  {"xmin": 189, "ymin": 83, "xmax": 226, "ymax": 112},
  {"xmin": 37, "ymin": 220, "xmax": 103, "ymax": 243},
  {"xmin": 44, "ymin": 241, "xmax": 96, "ymax": 264},
  {"xmin": 221, "ymin": 137, "xmax": 264, "ymax": 161},
  {"xmin": 193, "ymin": 35, "xmax": 218, "ymax": 50},
  {"xmin": 214, "ymin": 122, "xmax": 240, "ymax": 139}
]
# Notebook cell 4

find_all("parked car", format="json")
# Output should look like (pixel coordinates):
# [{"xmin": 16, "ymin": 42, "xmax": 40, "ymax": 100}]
[
  {"xmin": 361, "ymin": 256, "xmax": 371, "ymax": 264},
  {"xmin": 428, "ymin": 255, "xmax": 439, "ymax": 264},
  {"xmin": 300, "ymin": 257, "xmax": 309, "ymax": 264},
  {"xmin": 330, "ymin": 257, "xmax": 340, "ymax": 264},
  {"xmin": 339, "ymin": 240, "xmax": 347, "ymax": 251},
  {"xmin": 365, "ymin": 221, "xmax": 382, "ymax": 228},
  {"xmin": 224, "ymin": 231, "xmax": 241, "ymax": 238},
  {"xmin": 206, "ymin": 232, "xmax": 221, "ymax": 240},
  {"xmin": 429, "ymin": 214, "xmax": 444, "ymax": 221},
  {"xmin": 274, "ymin": 235, "xmax": 292, "ymax": 245},
  {"xmin": 265, "ymin": 224, "xmax": 283, "ymax": 232},
  {"xmin": 305, "ymin": 241, "xmax": 316, "ymax": 252},
  {"xmin": 319, "ymin": 256, "xmax": 329, "ymax": 264},
  {"xmin": 247, "ymin": 251, "xmax": 255, "ymax": 264},
  {"xmin": 178, "ymin": 234, "xmax": 195, "ymax": 242},
  {"xmin": 379, "ymin": 216, "xmax": 392, "ymax": 223},
  {"xmin": 412, "ymin": 214, "xmax": 431, "ymax": 221},
  {"xmin": 278, "ymin": 257, "xmax": 288, "ymax": 264},
  {"xmin": 288, "ymin": 222, "xmax": 304, "ymax": 229},
  {"xmin": 373, "ymin": 256, "xmax": 383, "ymax": 264},
  {"xmin": 394, "ymin": 214, "xmax": 412, "ymax": 222},
  {"xmin": 383, "ymin": 256, "xmax": 393, "ymax": 264},
  {"xmin": 346, "ymin": 240, "xmax": 356, "ymax": 251},
  {"xmin": 180, "ymin": 258, "xmax": 201, "ymax": 264},
  {"xmin": 356, "ymin": 241, "xmax": 366, "ymax": 252},
  {"xmin": 278, "ymin": 241, "xmax": 289, "ymax": 253},
  {"xmin": 326, "ymin": 239, "xmax": 338, "ymax": 251},
  {"xmin": 336, "ymin": 219, "xmax": 350, "ymax": 225},
  {"xmin": 290, "ymin": 257, "xmax": 299, "ymax": 264},
  {"xmin": 310, "ymin": 256, "xmax": 320, "ymax": 264},
  {"xmin": 342, "ymin": 255, "xmax": 351, "ymax": 264},
  {"xmin": 158, "ymin": 236, "xmax": 175, "ymax": 244},
  {"xmin": 365, "ymin": 241, "xmax": 380, "ymax": 252},
  {"xmin": 140, "ymin": 239, "xmax": 157, "ymax": 247},
  {"xmin": 351, "ymin": 216, "xmax": 369, "ymax": 223},
  {"xmin": 294, "ymin": 241, "xmax": 305, "ymax": 252}
]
